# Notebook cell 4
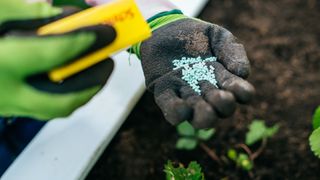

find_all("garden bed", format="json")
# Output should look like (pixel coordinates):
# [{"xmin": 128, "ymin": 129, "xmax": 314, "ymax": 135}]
[{"xmin": 87, "ymin": 0, "xmax": 320, "ymax": 179}]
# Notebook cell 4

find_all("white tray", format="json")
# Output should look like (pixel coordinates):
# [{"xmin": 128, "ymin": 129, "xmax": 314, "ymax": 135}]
[{"xmin": 1, "ymin": 1, "xmax": 208, "ymax": 179}]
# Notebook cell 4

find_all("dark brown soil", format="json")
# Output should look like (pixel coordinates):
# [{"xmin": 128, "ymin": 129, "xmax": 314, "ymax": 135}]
[{"xmin": 87, "ymin": 0, "xmax": 320, "ymax": 179}]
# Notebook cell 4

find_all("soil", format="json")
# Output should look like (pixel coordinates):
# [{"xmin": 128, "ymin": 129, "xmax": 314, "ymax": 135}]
[{"xmin": 86, "ymin": 0, "xmax": 320, "ymax": 179}]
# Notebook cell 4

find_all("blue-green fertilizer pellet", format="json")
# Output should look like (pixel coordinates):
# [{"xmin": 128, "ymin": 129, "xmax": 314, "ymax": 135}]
[{"xmin": 172, "ymin": 56, "xmax": 218, "ymax": 95}]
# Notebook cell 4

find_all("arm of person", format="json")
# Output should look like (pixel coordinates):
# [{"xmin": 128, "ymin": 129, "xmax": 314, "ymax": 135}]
[{"xmin": 0, "ymin": 0, "xmax": 116, "ymax": 120}]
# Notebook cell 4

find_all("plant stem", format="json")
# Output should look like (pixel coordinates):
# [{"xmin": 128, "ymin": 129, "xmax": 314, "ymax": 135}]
[
  {"xmin": 251, "ymin": 138, "xmax": 268, "ymax": 160},
  {"xmin": 199, "ymin": 143, "xmax": 222, "ymax": 164},
  {"xmin": 236, "ymin": 138, "xmax": 268, "ymax": 161},
  {"xmin": 235, "ymin": 143, "xmax": 254, "ymax": 160}
]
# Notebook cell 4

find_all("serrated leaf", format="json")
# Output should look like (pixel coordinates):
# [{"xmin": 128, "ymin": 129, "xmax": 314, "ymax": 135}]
[
  {"xmin": 164, "ymin": 161, "xmax": 205, "ymax": 180},
  {"xmin": 310, "ymin": 127, "xmax": 320, "ymax": 158},
  {"xmin": 312, "ymin": 106, "xmax": 320, "ymax": 130},
  {"xmin": 245, "ymin": 120, "xmax": 279, "ymax": 146},
  {"xmin": 176, "ymin": 138, "xmax": 197, "ymax": 150},
  {"xmin": 164, "ymin": 161, "xmax": 176, "ymax": 180},
  {"xmin": 177, "ymin": 121, "xmax": 196, "ymax": 137},
  {"xmin": 187, "ymin": 162, "xmax": 204, "ymax": 180},
  {"xmin": 197, "ymin": 129, "xmax": 215, "ymax": 141}
]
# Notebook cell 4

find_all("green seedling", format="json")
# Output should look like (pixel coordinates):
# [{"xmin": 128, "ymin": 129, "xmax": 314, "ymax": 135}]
[
  {"xmin": 227, "ymin": 149, "xmax": 253, "ymax": 171},
  {"xmin": 309, "ymin": 106, "xmax": 320, "ymax": 158},
  {"xmin": 245, "ymin": 120, "xmax": 279, "ymax": 146},
  {"xmin": 176, "ymin": 121, "xmax": 215, "ymax": 150},
  {"xmin": 164, "ymin": 161, "xmax": 205, "ymax": 180},
  {"xmin": 226, "ymin": 120, "xmax": 279, "ymax": 172},
  {"xmin": 173, "ymin": 119, "xmax": 278, "ymax": 176}
]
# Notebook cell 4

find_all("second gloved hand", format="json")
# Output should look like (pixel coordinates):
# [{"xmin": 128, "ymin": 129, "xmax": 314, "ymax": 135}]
[
  {"xmin": 132, "ymin": 10, "xmax": 255, "ymax": 129},
  {"xmin": 0, "ymin": 0, "xmax": 116, "ymax": 120}
]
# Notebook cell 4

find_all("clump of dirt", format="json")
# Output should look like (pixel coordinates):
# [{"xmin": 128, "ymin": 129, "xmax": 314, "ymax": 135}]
[{"xmin": 87, "ymin": 0, "xmax": 320, "ymax": 179}]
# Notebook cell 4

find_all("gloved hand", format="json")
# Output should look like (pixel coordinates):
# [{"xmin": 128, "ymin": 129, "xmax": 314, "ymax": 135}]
[
  {"xmin": 132, "ymin": 10, "xmax": 255, "ymax": 129},
  {"xmin": 0, "ymin": 0, "xmax": 116, "ymax": 120}
]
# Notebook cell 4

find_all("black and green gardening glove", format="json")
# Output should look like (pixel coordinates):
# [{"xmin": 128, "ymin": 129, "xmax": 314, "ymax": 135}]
[
  {"xmin": 132, "ymin": 10, "xmax": 255, "ymax": 129},
  {"xmin": 0, "ymin": 0, "xmax": 116, "ymax": 120}
]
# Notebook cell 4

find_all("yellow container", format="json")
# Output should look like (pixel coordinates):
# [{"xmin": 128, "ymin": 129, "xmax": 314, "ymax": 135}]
[{"xmin": 38, "ymin": 0, "xmax": 151, "ymax": 82}]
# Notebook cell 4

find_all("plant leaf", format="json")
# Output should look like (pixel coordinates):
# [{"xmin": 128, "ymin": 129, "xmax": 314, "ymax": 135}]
[
  {"xmin": 227, "ymin": 149, "xmax": 237, "ymax": 161},
  {"xmin": 197, "ymin": 129, "xmax": 215, "ymax": 141},
  {"xmin": 312, "ymin": 106, "xmax": 320, "ymax": 130},
  {"xmin": 265, "ymin": 124, "xmax": 280, "ymax": 137},
  {"xmin": 245, "ymin": 120, "xmax": 266, "ymax": 145},
  {"xmin": 245, "ymin": 120, "xmax": 279, "ymax": 146},
  {"xmin": 177, "ymin": 121, "xmax": 196, "ymax": 137},
  {"xmin": 228, "ymin": 150, "xmax": 253, "ymax": 171},
  {"xmin": 176, "ymin": 138, "xmax": 197, "ymax": 150},
  {"xmin": 187, "ymin": 162, "xmax": 204, "ymax": 180},
  {"xmin": 164, "ymin": 161, "xmax": 205, "ymax": 180},
  {"xmin": 310, "ymin": 127, "xmax": 320, "ymax": 158},
  {"xmin": 237, "ymin": 153, "xmax": 253, "ymax": 171},
  {"xmin": 164, "ymin": 161, "xmax": 176, "ymax": 180}
]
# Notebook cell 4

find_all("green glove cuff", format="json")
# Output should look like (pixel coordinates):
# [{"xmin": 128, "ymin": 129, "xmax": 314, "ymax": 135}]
[{"xmin": 130, "ymin": 9, "xmax": 188, "ymax": 59}]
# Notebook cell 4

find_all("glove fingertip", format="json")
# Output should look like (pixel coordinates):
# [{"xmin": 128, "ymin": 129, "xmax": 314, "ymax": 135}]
[
  {"xmin": 191, "ymin": 101, "xmax": 217, "ymax": 129},
  {"xmin": 229, "ymin": 60, "xmax": 251, "ymax": 79},
  {"xmin": 234, "ymin": 81, "xmax": 255, "ymax": 104},
  {"xmin": 162, "ymin": 100, "xmax": 192, "ymax": 125}
]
